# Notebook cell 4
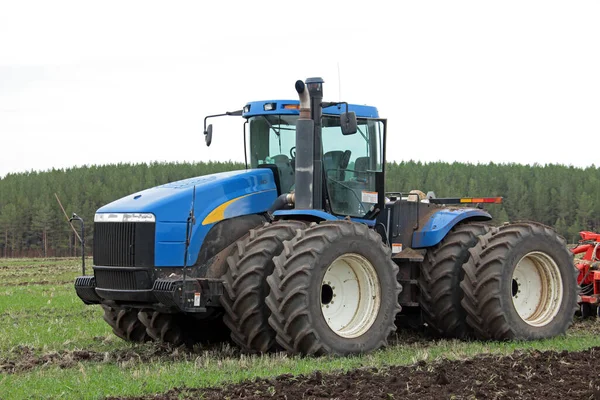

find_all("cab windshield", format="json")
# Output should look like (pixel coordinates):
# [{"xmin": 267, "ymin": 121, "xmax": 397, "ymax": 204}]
[
  {"xmin": 248, "ymin": 114, "xmax": 384, "ymax": 218},
  {"xmin": 248, "ymin": 115, "xmax": 298, "ymax": 193}
]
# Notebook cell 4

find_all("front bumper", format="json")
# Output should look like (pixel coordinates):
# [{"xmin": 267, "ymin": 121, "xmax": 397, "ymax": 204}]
[
  {"xmin": 74, "ymin": 273, "xmax": 223, "ymax": 312},
  {"xmin": 74, "ymin": 276, "xmax": 103, "ymax": 305}
]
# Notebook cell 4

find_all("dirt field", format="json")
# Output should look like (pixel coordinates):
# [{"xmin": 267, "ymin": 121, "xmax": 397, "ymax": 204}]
[
  {"xmin": 106, "ymin": 346, "xmax": 600, "ymax": 400},
  {"xmin": 3, "ymin": 258, "xmax": 600, "ymax": 399}
]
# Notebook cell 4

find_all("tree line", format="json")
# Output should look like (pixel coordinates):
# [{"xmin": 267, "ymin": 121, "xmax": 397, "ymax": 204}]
[{"xmin": 0, "ymin": 161, "xmax": 597, "ymax": 257}]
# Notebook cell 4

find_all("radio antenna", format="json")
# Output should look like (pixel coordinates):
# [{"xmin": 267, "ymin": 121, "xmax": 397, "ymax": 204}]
[{"xmin": 337, "ymin": 62, "xmax": 342, "ymax": 101}]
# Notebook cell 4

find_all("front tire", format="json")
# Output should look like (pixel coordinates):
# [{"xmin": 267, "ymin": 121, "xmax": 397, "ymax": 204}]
[
  {"xmin": 220, "ymin": 221, "xmax": 306, "ymax": 353},
  {"xmin": 461, "ymin": 222, "xmax": 578, "ymax": 340},
  {"xmin": 266, "ymin": 221, "xmax": 402, "ymax": 356},
  {"xmin": 102, "ymin": 305, "xmax": 150, "ymax": 342},
  {"xmin": 138, "ymin": 310, "xmax": 229, "ymax": 347}
]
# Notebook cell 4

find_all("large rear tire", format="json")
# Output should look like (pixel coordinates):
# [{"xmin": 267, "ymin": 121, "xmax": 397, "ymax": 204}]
[
  {"xmin": 461, "ymin": 222, "xmax": 578, "ymax": 340},
  {"xmin": 266, "ymin": 221, "xmax": 402, "ymax": 356},
  {"xmin": 418, "ymin": 222, "xmax": 490, "ymax": 338},
  {"xmin": 221, "ymin": 221, "xmax": 306, "ymax": 353},
  {"xmin": 102, "ymin": 305, "xmax": 150, "ymax": 342}
]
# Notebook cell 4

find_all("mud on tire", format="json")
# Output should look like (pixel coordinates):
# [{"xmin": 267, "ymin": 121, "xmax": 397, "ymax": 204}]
[
  {"xmin": 220, "ymin": 221, "xmax": 306, "ymax": 353},
  {"xmin": 266, "ymin": 220, "xmax": 402, "ymax": 356},
  {"xmin": 138, "ymin": 310, "xmax": 229, "ymax": 347},
  {"xmin": 101, "ymin": 305, "xmax": 150, "ymax": 342},
  {"xmin": 460, "ymin": 222, "xmax": 578, "ymax": 340},
  {"xmin": 418, "ymin": 222, "xmax": 490, "ymax": 338},
  {"xmin": 137, "ymin": 311, "xmax": 185, "ymax": 345}
]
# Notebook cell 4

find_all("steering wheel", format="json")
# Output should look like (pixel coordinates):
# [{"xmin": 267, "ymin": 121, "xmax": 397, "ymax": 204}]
[
  {"xmin": 289, "ymin": 146, "xmax": 296, "ymax": 158},
  {"xmin": 340, "ymin": 150, "xmax": 351, "ymax": 169}
]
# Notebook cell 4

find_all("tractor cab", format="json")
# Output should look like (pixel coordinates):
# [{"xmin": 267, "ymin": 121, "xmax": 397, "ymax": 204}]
[{"xmin": 207, "ymin": 99, "xmax": 386, "ymax": 219}]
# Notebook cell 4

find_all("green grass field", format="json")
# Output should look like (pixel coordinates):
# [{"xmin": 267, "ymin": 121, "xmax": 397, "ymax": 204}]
[{"xmin": 1, "ymin": 258, "xmax": 599, "ymax": 400}]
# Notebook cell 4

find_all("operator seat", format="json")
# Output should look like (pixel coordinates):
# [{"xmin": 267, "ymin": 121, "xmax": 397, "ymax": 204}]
[
  {"xmin": 354, "ymin": 156, "xmax": 369, "ymax": 181},
  {"xmin": 324, "ymin": 150, "xmax": 350, "ymax": 181},
  {"xmin": 272, "ymin": 154, "xmax": 294, "ymax": 193}
]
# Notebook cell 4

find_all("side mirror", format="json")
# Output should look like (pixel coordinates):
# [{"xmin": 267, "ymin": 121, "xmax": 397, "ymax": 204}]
[
  {"xmin": 340, "ymin": 111, "xmax": 357, "ymax": 135},
  {"xmin": 204, "ymin": 124, "xmax": 213, "ymax": 147}
]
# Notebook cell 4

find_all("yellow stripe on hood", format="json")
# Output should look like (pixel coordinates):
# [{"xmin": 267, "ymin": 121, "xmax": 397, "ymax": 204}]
[{"xmin": 202, "ymin": 193, "xmax": 252, "ymax": 225}]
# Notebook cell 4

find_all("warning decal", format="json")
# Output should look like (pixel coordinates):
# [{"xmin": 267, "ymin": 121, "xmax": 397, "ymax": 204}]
[{"xmin": 361, "ymin": 191, "xmax": 378, "ymax": 203}]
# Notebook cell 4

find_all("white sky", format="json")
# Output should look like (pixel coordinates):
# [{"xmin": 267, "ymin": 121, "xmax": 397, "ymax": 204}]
[{"xmin": 1, "ymin": 0, "xmax": 598, "ymax": 177}]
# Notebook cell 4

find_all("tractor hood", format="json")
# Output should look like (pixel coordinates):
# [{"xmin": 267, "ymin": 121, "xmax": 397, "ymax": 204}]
[
  {"xmin": 95, "ymin": 169, "xmax": 278, "ymax": 266},
  {"xmin": 96, "ymin": 169, "xmax": 277, "ymax": 221}
]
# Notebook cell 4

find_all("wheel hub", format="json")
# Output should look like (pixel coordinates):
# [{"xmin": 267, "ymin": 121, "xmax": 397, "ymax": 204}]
[
  {"xmin": 320, "ymin": 253, "xmax": 381, "ymax": 338},
  {"xmin": 511, "ymin": 251, "xmax": 563, "ymax": 327}
]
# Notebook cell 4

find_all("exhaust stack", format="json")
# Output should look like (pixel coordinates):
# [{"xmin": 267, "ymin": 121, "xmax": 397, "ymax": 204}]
[
  {"xmin": 294, "ymin": 78, "xmax": 324, "ymax": 210},
  {"xmin": 294, "ymin": 80, "xmax": 314, "ymax": 210}
]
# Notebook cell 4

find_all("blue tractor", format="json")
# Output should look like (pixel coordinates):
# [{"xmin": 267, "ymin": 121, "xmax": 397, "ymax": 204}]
[{"xmin": 75, "ymin": 77, "xmax": 577, "ymax": 355}]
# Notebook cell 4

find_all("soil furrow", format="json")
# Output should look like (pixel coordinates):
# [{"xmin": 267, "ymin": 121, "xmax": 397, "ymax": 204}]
[{"xmin": 108, "ymin": 347, "xmax": 600, "ymax": 400}]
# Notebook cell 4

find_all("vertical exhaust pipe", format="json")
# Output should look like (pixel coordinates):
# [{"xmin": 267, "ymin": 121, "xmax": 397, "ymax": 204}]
[
  {"xmin": 306, "ymin": 77, "xmax": 324, "ymax": 210},
  {"xmin": 294, "ymin": 80, "xmax": 314, "ymax": 209},
  {"xmin": 294, "ymin": 77, "xmax": 324, "ymax": 210}
]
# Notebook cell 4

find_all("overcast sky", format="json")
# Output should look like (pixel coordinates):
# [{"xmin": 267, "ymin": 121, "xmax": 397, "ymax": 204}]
[{"xmin": 1, "ymin": 1, "xmax": 598, "ymax": 178}]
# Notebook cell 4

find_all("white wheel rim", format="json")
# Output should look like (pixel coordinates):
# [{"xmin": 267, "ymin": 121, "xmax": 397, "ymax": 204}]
[
  {"xmin": 320, "ymin": 253, "xmax": 381, "ymax": 338},
  {"xmin": 511, "ymin": 251, "xmax": 563, "ymax": 327}
]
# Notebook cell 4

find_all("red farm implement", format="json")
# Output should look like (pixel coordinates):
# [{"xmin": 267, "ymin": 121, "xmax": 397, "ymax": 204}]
[{"xmin": 572, "ymin": 231, "xmax": 600, "ymax": 317}]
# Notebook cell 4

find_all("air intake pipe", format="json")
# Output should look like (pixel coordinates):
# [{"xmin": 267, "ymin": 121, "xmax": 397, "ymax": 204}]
[{"xmin": 268, "ymin": 192, "xmax": 295, "ymax": 216}]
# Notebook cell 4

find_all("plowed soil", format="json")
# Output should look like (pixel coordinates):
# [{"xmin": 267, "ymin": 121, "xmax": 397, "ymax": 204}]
[
  {"xmin": 0, "ymin": 343, "xmax": 211, "ymax": 374},
  {"xmin": 111, "ymin": 347, "xmax": 600, "ymax": 400}
]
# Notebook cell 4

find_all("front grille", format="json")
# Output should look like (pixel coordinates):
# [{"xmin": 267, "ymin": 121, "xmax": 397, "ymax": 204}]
[
  {"xmin": 93, "ymin": 222, "xmax": 155, "ymax": 267},
  {"xmin": 95, "ymin": 268, "xmax": 140, "ymax": 290}
]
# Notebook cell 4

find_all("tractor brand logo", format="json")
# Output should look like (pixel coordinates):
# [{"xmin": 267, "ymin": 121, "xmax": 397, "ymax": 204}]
[{"xmin": 94, "ymin": 213, "xmax": 156, "ymax": 223}]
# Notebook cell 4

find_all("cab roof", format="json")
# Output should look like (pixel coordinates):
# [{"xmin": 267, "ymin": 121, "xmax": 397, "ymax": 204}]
[{"xmin": 243, "ymin": 100, "xmax": 379, "ymax": 119}]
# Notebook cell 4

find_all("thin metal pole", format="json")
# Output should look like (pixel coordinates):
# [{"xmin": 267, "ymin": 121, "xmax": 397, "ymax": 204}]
[{"xmin": 55, "ymin": 193, "xmax": 82, "ymax": 243}]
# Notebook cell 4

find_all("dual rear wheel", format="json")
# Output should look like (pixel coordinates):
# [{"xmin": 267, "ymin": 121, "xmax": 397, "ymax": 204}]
[
  {"xmin": 460, "ymin": 222, "xmax": 577, "ymax": 340},
  {"xmin": 419, "ymin": 221, "xmax": 577, "ymax": 340}
]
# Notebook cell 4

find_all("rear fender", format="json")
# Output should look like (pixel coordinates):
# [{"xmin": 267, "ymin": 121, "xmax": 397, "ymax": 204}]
[{"xmin": 412, "ymin": 208, "xmax": 491, "ymax": 248}]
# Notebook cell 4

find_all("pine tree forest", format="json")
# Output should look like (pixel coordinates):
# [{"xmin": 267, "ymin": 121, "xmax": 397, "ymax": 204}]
[{"xmin": 0, "ymin": 161, "xmax": 598, "ymax": 258}]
